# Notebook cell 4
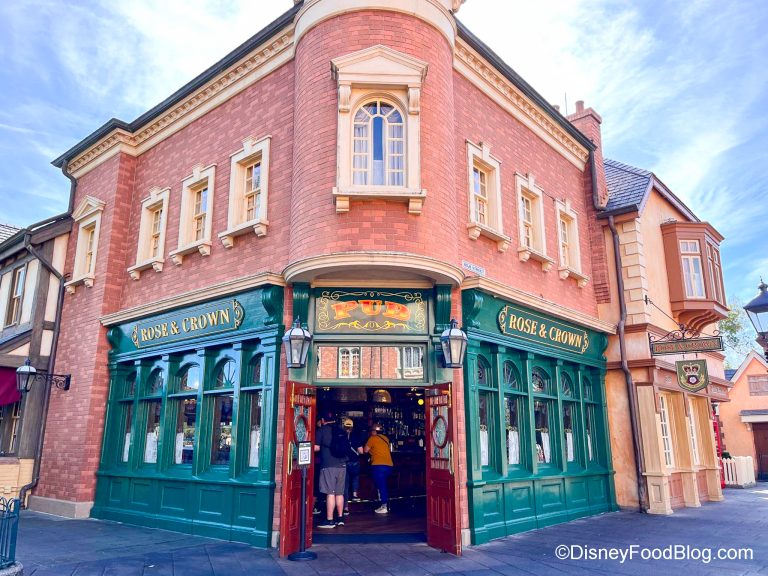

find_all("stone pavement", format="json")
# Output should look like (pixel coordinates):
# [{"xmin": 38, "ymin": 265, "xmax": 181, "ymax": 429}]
[{"xmin": 19, "ymin": 485, "xmax": 768, "ymax": 576}]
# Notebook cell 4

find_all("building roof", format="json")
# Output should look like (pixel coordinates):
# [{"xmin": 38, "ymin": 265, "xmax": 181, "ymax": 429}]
[
  {"xmin": 728, "ymin": 350, "xmax": 768, "ymax": 384},
  {"xmin": 0, "ymin": 223, "xmax": 20, "ymax": 243},
  {"xmin": 52, "ymin": 3, "xmax": 594, "ymax": 168},
  {"xmin": 725, "ymin": 369, "xmax": 738, "ymax": 381},
  {"xmin": 740, "ymin": 409, "xmax": 768, "ymax": 416},
  {"xmin": 603, "ymin": 158, "xmax": 699, "ymax": 221}
]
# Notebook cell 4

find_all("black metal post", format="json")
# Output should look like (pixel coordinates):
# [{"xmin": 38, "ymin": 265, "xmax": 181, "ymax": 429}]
[{"xmin": 287, "ymin": 465, "xmax": 317, "ymax": 561}]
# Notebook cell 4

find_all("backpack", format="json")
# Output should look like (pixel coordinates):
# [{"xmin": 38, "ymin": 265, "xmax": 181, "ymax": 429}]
[{"xmin": 329, "ymin": 425, "xmax": 351, "ymax": 459}]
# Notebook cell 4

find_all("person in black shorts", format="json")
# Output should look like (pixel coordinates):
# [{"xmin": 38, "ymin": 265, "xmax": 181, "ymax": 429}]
[{"xmin": 314, "ymin": 411, "xmax": 348, "ymax": 528}]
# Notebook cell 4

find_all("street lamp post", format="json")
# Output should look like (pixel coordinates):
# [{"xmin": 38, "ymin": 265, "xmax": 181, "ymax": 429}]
[{"xmin": 744, "ymin": 280, "xmax": 768, "ymax": 362}]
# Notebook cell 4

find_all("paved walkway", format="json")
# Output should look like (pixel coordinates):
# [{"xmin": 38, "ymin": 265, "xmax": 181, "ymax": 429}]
[{"xmin": 19, "ymin": 486, "xmax": 768, "ymax": 576}]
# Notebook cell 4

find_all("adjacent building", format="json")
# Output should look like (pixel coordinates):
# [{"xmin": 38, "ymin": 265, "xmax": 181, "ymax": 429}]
[
  {"xmin": 0, "ymin": 216, "xmax": 71, "ymax": 501},
  {"xmin": 719, "ymin": 351, "xmax": 768, "ymax": 480},
  {"xmin": 598, "ymin": 159, "xmax": 728, "ymax": 514}
]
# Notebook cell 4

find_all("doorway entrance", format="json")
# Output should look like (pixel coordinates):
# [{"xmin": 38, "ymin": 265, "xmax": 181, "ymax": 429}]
[
  {"xmin": 754, "ymin": 423, "xmax": 768, "ymax": 481},
  {"xmin": 313, "ymin": 386, "xmax": 427, "ymax": 543},
  {"xmin": 280, "ymin": 381, "xmax": 460, "ymax": 556}
]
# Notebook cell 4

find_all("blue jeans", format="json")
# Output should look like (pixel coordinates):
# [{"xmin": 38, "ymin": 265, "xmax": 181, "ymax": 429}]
[{"xmin": 371, "ymin": 465, "xmax": 392, "ymax": 505}]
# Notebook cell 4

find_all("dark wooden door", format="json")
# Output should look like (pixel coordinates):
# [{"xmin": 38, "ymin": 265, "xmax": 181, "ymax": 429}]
[
  {"xmin": 425, "ymin": 382, "xmax": 461, "ymax": 555},
  {"xmin": 754, "ymin": 423, "xmax": 768, "ymax": 481},
  {"xmin": 279, "ymin": 382, "xmax": 317, "ymax": 557}
]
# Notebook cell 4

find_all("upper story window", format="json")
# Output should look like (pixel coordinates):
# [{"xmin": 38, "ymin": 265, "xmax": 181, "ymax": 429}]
[
  {"xmin": 466, "ymin": 141, "xmax": 509, "ymax": 252},
  {"xmin": 680, "ymin": 240, "xmax": 705, "ymax": 298},
  {"xmin": 65, "ymin": 195, "xmax": 105, "ymax": 294},
  {"xmin": 353, "ymin": 100, "xmax": 405, "ymax": 187},
  {"xmin": 748, "ymin": 374, "xmax": 768, "ymax": 396},
  {"xmin": 170, "ymin": 164, "xmax": 215, "ymax": 266},
  {"xmin": 128, "ymin": 187, "xmax": 170, "ymax": 280},
  {"xmin": 516, "ymin": 173, "xmax": 553, "ymax": 271},
  {"xmin": 4, "ymin": 265, "xmax": 26, "ymax": 327},
  {"xmin": 661, "ymin": 221, "xmax": 727, "ymax": 333},
  {"xmin": 331, "ymin": 45, "xmax": 428, "ymax": 215},
  {"xmin": 555, "ymin": 199, "xmax": 588, "ymax": 287},
  {"xmin": 220, "ymin": 136, "xmax": 271, "ymax": 248}
]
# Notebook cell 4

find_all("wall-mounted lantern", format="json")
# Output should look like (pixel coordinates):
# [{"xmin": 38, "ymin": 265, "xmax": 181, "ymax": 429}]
[
  {"xmin": 16, "ymin": 358, "xmax": 71, "ymax": 394},
  {"xmin": 440, "ymin": 319, "xmax": 468, "ymax": 369},
  {"xmin": 282, "ymin": 318, "xmax": 312, "ymax": 369}
]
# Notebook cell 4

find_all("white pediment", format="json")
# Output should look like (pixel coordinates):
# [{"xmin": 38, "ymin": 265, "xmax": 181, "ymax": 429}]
[
  {"xmin": 72, "ymin": 195, "xmax": 106, "ymax": 222},
  {"xmin": 332, "ymin": 45, "xmax": 428, "ymax": 87}
]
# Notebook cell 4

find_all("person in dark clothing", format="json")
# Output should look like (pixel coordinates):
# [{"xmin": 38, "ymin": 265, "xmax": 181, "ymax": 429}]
[
  {"xmin": 342, "ymin": 418, "xmax": 364, "ymax": 514},
  {"xmin": 314, "ymin": 411, "xmax": 348, "ymax": 528}
]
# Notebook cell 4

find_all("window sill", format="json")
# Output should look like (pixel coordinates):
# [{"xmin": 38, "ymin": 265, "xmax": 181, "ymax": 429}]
[
  {"xmin": 333, "ymin": 186, "xmax": 426, "ymax": 215},
  {"xmin": 558, "ymin": 266, "xmax": 589, "ymax": 288},
  {"xmin": 127, "ymin": 258, "xmax": 164, "ymax": 280},
  {"xmin": 169, "ymin": 240, "xmax": 212, "ymax": 265},
  {"xmin": 218, "ymin": 219, "xmax": 269, "ymax": 248},
  {"xmin": 517, "ymin": 247, "xmax": 554, "ymax": 272},
  {"xmin": 467, "ymin": 222, "xmax": 510, "ymax": 252},
  {"xmin": 64, "ymin": 273, "xmax": 95, "ymax": 295}
]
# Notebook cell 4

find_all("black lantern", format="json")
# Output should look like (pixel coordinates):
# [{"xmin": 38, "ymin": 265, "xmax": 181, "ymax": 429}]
[
  {"xmin": 440, "ymin": 319, "xmax": 468, "ymax": 368},
  {"xmin": 745, "ymin": 280, "xmax": 768, "ymax": 361},
  {"xmin": 16, "ymin": 358, "xmax": 71, "ymax": 393},
  {"xmin": 282, "ymin": 318, "xmax": 312, "ymax": 369}
]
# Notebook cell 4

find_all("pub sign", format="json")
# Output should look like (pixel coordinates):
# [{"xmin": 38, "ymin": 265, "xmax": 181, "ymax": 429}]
[
  {"xmin": 315, "ymin": 289, "xmax": 427, "ymax": 334},
  {"xmin": 497, "ymin": 304, "xmax": 590, "ymax": 355},
  {"xmin": 676, "ymin": 359, "xmax": 709, "ymax": 393}
]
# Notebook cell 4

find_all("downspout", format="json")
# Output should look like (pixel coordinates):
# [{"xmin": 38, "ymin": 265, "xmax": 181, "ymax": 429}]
[
  {"xmin": 588, "ymin": 148, "xmax": 646, "ymax": 512},
  {"xmin": 607, "ymin": 214, "xmax": 647, "ymax": 512},
  {"xmin": 17, "ymin": 162, "xmax": 74, "ymax": 507}
]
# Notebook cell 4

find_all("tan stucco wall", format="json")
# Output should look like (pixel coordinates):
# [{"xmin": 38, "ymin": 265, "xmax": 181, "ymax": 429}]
[
  {"xmin": 605, "ymin": 370, "xmax": 639, "ymax": 508},
  {"xmin": 720, "ymin": 356, "xmax": 768, "ymax": 467},
  {"xmin": 0, "ymin": 458, "xmax": 34, "ymax": 502}
]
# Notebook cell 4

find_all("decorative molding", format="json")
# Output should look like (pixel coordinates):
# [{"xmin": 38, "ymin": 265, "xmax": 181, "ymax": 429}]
[
  {"xmin": 518, "ymin": 247, "xmax": 554, "ymax": 272},
  {"xmin": 261, "ymin": 284, "xmax": 284, "ymax": 326},
  {"xmin": 67, "ymin": 31, "xmax": 295, "ymax": 179},
  {"xmin": 292, "ymin": 283, "xmax": 311, "ymax": 326},
  {"xmin": 461, "ymin": 276, "xmax": 615, "ymax": 334},
  {"xmin": 99, "ymin": 272, "xmax": 285, "ymax": 326},
  {"xmin": 461, "ymin": 289, "xmax": 484, "ymax": 329},
  {"xmin": 332, "ymin": 186, "xmax": 427, "ymax": 214},
  {"xmin": 127, "ymin": 258, "xmax": 164, "ymax": 281},
  {"xmin": 434, "ymin": 284, "xmax": 452, "ymax": 333},
  {"xmin": 558, "ymin": 266, "xmax": 589, "ymax": 288},
  {"xmin": 283, "ymin": 252, "xmax": 465, "ymax": 286},
  {"xmin": 467, "ymin": 223, "xmax": 510, "ymax": 252},
  {"xmin": 454, "ymin": 39, "xmax": 589, "ymax": 170}
]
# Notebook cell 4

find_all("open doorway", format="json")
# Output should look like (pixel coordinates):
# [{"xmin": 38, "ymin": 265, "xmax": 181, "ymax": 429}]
[{"xmin": 313, "ymin": 386, "xmax": 427, "ymax": 543}]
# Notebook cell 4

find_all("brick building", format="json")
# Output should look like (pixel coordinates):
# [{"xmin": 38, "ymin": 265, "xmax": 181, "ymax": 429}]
[{"xmin": 32, "ymin": 0, "xmax": 636, "ymax": 555}]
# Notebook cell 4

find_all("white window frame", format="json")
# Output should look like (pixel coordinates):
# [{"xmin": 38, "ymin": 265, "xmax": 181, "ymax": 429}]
[
  {"xmin": 555, "ymin": 199, "xmax": 588, "ymax": 288},
  {"xmin": 338, "ymin": 347, "xmax": 361, "ymax": 379},
  {"xmin": 128, "ymin": 187, "xmax": 170, "ymax": 280},
  {"xmin": 706, "ymin": 242, "xmax": 725, "ymax": 304},
  {"xmin": 688, "ymin": 398, "xmax": 700, "ymax": 466},
  {"xmin": 169, "ymin": 164, "xmax": 215, "ymax": 266},
  {"xmin": 466, "ymin": 141, "xmax": 510, "ymax": 252},
  {"xmin": 680, "ymin": 240, "xmax": 706, "ymax": 299},
  {"xmin": 515, "ymin": 173, "xmax": 553, "ymax": 271},
  {"xmin": 659, "ymin": 394, "xmax": 675, "ymax": 469},
  {"xmin": 65, "ymin": 196, "xmax": 105, "ymax": 294},
  {"xmin": 4, "ymin": 264, "xmax": 26, "ymax": 327},
  {"xmin": 331, "ymin": 45, "xmax": 427, "ymax": 215},
  {"xmin": 219, "ymin": 135, "xmax": 271, "ymax": 248}
]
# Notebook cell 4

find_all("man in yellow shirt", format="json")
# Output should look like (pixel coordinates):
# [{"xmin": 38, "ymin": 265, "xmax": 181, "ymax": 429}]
[{"xmin": 364, "ymin": 424, "xmax": 393, "ymax": 514}]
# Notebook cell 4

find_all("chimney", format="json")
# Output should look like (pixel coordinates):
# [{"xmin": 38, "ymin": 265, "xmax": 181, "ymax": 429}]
[{"xmin": 567, "ymin": 100, "xmax": 608, "ymax": 209}]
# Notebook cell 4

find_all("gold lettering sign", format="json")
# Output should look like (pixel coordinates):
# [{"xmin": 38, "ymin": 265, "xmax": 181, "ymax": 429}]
[
  {"xmin": 131, "ymin": 300, "xmax": 244, "ymax": 348},
  {"xmin": 497, "ymin": 305, "xmax": 590, "ymax": 354},
  {"xmin": 315, "ymin": 289, "xmax": 427, "ymax": 334}
]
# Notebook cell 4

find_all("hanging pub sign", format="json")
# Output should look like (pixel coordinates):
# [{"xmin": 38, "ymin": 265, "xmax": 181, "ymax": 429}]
[
  {"xmin": 497, "ymin": 304, "xmax": 590, "ymax": 355},
  {"xmin": 676, "ymin": 359, "xmax": 709, "ymax": 392},
  {"xmin": 131, "ymin": 299, "xmax": 244, "ymax": 348},
  {"xmin": 314, "ymin": 289, "xmax": 427, "ymax": 334},
  {"xmin": 649, "ymin": 334, "xmax": 723, "ymax": 356}
]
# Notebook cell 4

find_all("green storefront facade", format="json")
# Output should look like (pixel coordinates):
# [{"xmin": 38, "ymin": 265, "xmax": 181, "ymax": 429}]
[
  {"xmin": 462, "ymin": 289, "xmax": 617, "ymax": 544},
  {"xmin": 92, "ymin": 285, "xmax": 284, "ymax": 546}
]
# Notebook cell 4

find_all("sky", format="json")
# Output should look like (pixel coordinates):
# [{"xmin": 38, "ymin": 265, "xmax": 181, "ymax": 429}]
[{"xmin": 0, "ymin": 0, "xmax": 766, "ymax": 309}]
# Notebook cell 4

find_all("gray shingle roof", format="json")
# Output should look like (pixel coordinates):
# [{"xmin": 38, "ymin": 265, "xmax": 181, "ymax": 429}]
[
  {"xmin": 0, "ymin": 223, "xmax": 20, "ymax": 243},
  {"xmin": 725, "ymin": 369, "xmax": 738, "ymax": 381},
  {"xmin": 604, "ymin": 159, "xmax": 652, "ymax": 214}
]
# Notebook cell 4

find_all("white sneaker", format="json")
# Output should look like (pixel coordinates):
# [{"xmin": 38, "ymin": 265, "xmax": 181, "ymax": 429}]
[{"xmin": 374, "ymin": 505, "xmax": 389, "ymax": 514}]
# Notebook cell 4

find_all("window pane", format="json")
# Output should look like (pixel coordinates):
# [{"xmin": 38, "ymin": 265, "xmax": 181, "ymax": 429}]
[
  {"xmin": 211, "ymin": 394, "xmax": 234, "ymax": 465},
  {"xmin": 479, "ymin": 391, "xmax": 490, "ymax": 467},
  {"xmin": 143, "ymin": 400, "xmax": 161, "ymax": 464},
  {"xmin": 389, "ymin": 109, "xmax": 402, "ymax": 123},
  {"xmin": 563, "ymin": 403, "xmax": 576, "ymax": 462},
  {"xmin": 125, "ymin": 372, "xmax": 137, "ymax": 398},
  {"xmin": 215, "ymin": 359, "xmax": 236, "ymax": 389},
  {"xmin": 379, "ymin": 103, "xmax": 394, "ymax": 116},
  {"xmin": 586, "ymin": 405, "xmax": 595, "ymax": 462},
  {"xmin": 534, "ymin": 400, "xmax": 551, "ymax": 464},
  {"xmin": 179, "ymin": 365, "xmax": 200, "ymax": 392},
  {"xmin": 561, "ymin": 373, "xmax": 573, "ymax": 396},
  {"xmin": 248, "ymin": 391, "xmax": 263, "ymax": 468},
  {"xmin": 121, "ymin": 403, "xmax": 133, "ymax": 463},
  {"xmin": 147, "ymin": 369, "xmax": 164, "ymax": 395},
  {"xmin": 505, "ymin": 395, "xmax": 520, "ymax": 465},
  {"xmin": 503, "ymin": 361, "xmax": 519, "ymax": 390},
  {"xmin": 175, "ymin": 398, "xmax": 197, "ymax": 465},
  {"xmin": 317, "ymin": 345, "xmax": 425, "ymax": 381},
  {"xmin": 531, "ymin": 368, "xmax": 548, "ymax": 393}
]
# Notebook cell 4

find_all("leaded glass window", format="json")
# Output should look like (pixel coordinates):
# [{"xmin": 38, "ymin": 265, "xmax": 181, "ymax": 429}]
[{"xmin": 352, "ymin": 100, "xmax": 405, "ymax": 186}]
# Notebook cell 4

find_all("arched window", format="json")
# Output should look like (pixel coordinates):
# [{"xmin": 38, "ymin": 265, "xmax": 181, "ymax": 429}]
[
  {"xmin": 250, "ymin": 354, "xmax": 263, "ymax": 385},
  {"xmin": 178, "ymin": 364, "xmax": 201, "ymax": 392},
  {"xmin": 561, "ymin": 373, "xmax": 573, "ymax": 397},
  {"xmin": 214, "ymin": 358, "xmax": 236, "ymax": 389},
  {"xmin": 353, "ymin": 99, "xmax": 405, "ymax": 187},
  {"xmin": 503, "ymin": 361, "xmax": 519, "ymax": 390},
  {"xmin": 531, "ymin": 367, "xmax": 549, "ymax": 394},
  {"xmin": 147, "ymin": 368, "xmax": 164, "ymax": 395}
]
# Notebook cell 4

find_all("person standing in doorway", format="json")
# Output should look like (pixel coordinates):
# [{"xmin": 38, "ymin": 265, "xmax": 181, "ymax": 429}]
[
  {"xmin": 365, "ymin": 423, "xmax": 393, "ymax": 514},
  {"xmin": 342, "ymin": 418, "xmax": 364, "ymax": 515},
  {"xmin": 314, "ymin": 411, "xmax": 348, "ymax": 528}
]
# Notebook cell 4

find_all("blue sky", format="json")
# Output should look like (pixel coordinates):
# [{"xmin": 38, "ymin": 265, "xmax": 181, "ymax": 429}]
[{"xmin": 1, "ymin": 0, "xmax": 766, "ymax": 307}]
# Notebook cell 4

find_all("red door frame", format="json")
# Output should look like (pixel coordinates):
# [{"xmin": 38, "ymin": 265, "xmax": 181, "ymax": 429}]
[
  {"xmin": 425, "ymin": 382, "xmax": 462, "ymax": 555},
  {"xmin": 279, "ymin": 382, "xmax": 317, "ymax": 557}
]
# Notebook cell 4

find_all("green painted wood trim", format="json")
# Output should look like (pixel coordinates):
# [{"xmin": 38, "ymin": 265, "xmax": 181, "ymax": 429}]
[
  {"xmin": 434, "ymin": 285, "xmax": 452, "ymax": 334},
  {"xmin": 292, "ymin": 283, "xmax": 310, "ymax": 327}
]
